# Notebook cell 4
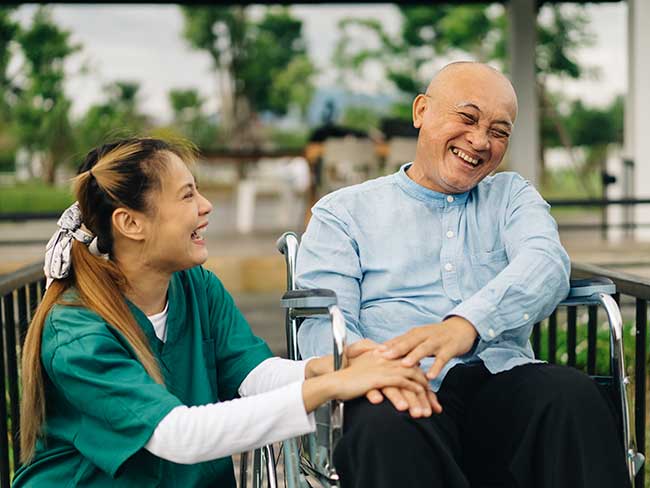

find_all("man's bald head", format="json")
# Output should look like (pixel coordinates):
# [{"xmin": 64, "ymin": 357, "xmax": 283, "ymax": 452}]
[{"xmin": 425, "ymin": 62, "xmax": 518, "ymax": 122}]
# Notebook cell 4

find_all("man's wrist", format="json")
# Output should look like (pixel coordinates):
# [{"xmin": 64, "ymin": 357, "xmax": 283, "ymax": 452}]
[{"xmin": 444, "ymin": 315, "xmax": 479, "ymax": 352}]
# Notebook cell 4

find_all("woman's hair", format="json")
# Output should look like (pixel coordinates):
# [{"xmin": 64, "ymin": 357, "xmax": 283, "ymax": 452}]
[{"xmin": 20, "ymin": 137, "xmax": 196, "ymax": 463}]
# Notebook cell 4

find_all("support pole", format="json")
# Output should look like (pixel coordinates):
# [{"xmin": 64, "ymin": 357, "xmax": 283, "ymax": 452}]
[
  {"xmin": 629, "ymin": 0, "xmax": 650, "ymax": 240},
  {"xmin": 507, "ymin": 0, "xmax": 539, "ymax": 187}
]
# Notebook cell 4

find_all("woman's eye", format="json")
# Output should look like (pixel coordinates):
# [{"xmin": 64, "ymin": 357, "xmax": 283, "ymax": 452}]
[{"xmin": 184, "ymin": 192, "xmax": 194, "ymax": 199}]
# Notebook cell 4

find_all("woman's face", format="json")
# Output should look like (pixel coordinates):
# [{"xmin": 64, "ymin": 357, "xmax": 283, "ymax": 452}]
[{"xmin": 141, "ymin": 152, "xmax": 213, "ymax": 273}]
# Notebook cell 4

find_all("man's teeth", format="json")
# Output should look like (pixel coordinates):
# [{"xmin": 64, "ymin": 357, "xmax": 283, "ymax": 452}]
[
  {"xmin": 452, "ymin": 147, "xmax": 480, "ymax": 165},
  {"xmin": 191, "ymin": 228, "xmax": 205, "ymax": 240}
]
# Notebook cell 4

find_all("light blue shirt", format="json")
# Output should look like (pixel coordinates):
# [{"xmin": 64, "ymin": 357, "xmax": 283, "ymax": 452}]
[{"xmin": 296, "ymin": 164, "xmax": 571, "ymax": 390}]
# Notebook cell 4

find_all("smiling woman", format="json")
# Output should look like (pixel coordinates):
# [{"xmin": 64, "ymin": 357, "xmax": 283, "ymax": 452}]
[{"xmin": 13, "ymin": 137, "xmax": 432, "ymax": 488}]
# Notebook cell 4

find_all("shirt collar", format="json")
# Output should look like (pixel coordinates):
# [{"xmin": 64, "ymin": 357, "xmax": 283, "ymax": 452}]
[{"xmin": 394, "ymin": 163, "xmax": 470, "ymax": 205}]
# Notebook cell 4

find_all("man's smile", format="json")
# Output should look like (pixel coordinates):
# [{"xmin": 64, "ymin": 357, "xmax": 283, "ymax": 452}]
[{"xmin": 450, "ymin": 146, "xmax": 482, "ymax": 167}]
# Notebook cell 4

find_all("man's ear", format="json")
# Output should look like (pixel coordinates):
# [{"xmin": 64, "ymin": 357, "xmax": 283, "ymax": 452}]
[
  {"xmin": 112, "ymin": 207, "xmax": 146, "ymax": 242},
  {"xmin": 412, "ymin": 94, "xmax": 427, "ymax": 129}
]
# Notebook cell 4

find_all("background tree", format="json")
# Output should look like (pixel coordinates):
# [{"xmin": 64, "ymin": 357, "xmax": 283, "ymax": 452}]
[
  {"xmin": 268, "ymin": 55, "xmax": 316, "ymax": 120},
  {"xmin": 168, "ymin": 88, "xmax": 219, "ymax": 150},
  {"xmin": 544, "ymin": 95, "xmax": 624, "ymax": 195},
  {"xmin": 0, "ymin": 7, "xmax": 19, "ymax": 172},
  {"xmin": 75, "ymin": 80, "xmax": 148, "ymax": 153},
  {"xmin": 181, "ymin": 6, "xmax": 315, "ymax": 147},
  {"xmin": 0, "ymin": 7, "xmax": 19, "ymax": 119},
  {"xmin": 11, "ymin": 7, "xmax": 79, "ymax": 184}
]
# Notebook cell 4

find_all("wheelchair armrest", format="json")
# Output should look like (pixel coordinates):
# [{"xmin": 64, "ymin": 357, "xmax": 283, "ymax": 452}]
[
  {"xmin": 281, "ymin": 289, "xmax": 337, "ymax": 310},
  {"xmin": 560, "ymin": 277, "xmax": 616, "ymax": 306}
]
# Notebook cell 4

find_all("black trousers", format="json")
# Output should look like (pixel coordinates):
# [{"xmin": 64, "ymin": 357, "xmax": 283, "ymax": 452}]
[{"xmin": 333, "ymin": 362, "xmax": 630, "ymax": 488}]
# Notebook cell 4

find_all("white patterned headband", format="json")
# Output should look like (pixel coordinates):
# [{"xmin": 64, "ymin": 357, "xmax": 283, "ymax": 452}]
[{"xmin": 43, "ymin": 202, "xmax": 106, "ymax": 288}]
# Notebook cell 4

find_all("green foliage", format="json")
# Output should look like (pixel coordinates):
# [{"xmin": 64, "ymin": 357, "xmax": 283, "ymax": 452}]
[
  {"xmin": 181, "ymin": 6, "xmax": 315, "ymax": 144},
  {"xmin": 0, "ymin": 146, "xmax": 14, "ymax": 172},
  {"xmin": 0, "ymin": 7, "xmax": 19, "ymax": 119},
  {"xmin": 269, "ymin": 55, "xmax": 316, "ymax": 117},
  {"xmin": 536, "ymin": 6, "xmax": 594, "ymax": 79},
  {"xmin": 170, "ymin": 88, "xmax": 204, "ymax": 120},
  {"xmin": 8, "ymin": 7, "xmax": 79, "ymax": 183},
  {"xmin": 266, "ymin": 127, "xmax": 309, "ymax": 151},
  {"xmin": 0, "ymin": 180, "xmax": 73, "ymax": 213},
  {"xmin": 334, "ymin": 5, "xmax": 503, "ymax": 106},
  {"xmin": 74, "ymin": 80, "xmax": 149, "ymax": 155},
  {"xmin": 342, "ymin": 106, "xmax": 381, "ymax": 133},
  {"xmin": 246, "ymin": 8, "xmax": 308, "ymax": 115},
  {"xmin": 564, "ymin": 96, "xmax": 624, "ymax": 147},
  {"xmin": 541, "ymin": 167, "xmax": 602, "ymax": 201},
  {"xmin": 167, "ymin": 88, "xmax": 219, "ymax": 150}
]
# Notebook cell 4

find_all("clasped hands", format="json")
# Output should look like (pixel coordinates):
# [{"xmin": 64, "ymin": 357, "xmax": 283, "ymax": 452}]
[{"xmin": 347, "ymin": 316, "xmax": 478, "ymax": 418}]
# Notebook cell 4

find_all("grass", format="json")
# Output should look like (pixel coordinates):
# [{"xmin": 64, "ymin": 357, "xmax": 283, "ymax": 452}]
[{"xmin": 0, "ymin": 181, "xmax": 74, "ymax": 214}]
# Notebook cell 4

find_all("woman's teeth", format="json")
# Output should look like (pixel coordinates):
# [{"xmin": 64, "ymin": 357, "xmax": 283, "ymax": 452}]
[
  {"xmin": 191, "ymin": 228, "xmax": 205, "ymax": 240},
  {"xmin": 452, "ymin": 147, "xmax": 480, "ymax": 166}
]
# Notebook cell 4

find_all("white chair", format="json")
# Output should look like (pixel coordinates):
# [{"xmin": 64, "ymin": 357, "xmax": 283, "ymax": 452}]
[
  {"xmin": 320, "ymin": 137, "xmax": 379, "ymax": 194},
  {"xmin": 236, "ymin": 158, "xmax": 310, "ymax": 234}
]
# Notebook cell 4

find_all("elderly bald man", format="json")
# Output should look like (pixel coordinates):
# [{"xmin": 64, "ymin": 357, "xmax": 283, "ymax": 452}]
[{"xmin": 296, "ymin": 62, "xmax": 629, "ymax": 488}]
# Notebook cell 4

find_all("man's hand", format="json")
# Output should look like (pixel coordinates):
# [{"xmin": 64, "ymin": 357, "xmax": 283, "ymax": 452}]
[
  {"xmin": 346, "ymin": 339, "xmax": 442, "ymax": 417},
  {"xmin": 381, "ymin": 316, "xmax": 478, "ymax": 380}
]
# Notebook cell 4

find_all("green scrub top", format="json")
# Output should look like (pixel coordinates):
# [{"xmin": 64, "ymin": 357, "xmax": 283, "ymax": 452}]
[{"xmin": 13, "ymin": 266, "xmax": 273, "ymax": 487}]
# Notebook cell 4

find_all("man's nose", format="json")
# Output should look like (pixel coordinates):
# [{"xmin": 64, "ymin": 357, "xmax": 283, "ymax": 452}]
[{"xmin": 466, "ymin": 126, "xmax": 490, "ymax": 151}]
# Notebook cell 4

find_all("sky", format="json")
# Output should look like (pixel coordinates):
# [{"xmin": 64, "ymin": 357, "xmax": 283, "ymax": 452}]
[{"xmin": 11, "ymin": 3, "xmax": 628, "ymax": 124}]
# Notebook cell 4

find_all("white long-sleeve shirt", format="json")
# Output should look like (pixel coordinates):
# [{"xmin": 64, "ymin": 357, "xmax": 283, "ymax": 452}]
[{"xmin": 144, "ymin": 304, "xmax": 316, "ymax": 463}]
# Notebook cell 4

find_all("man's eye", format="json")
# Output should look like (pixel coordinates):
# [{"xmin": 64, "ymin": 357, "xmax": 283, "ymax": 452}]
[
  {"xmin": 184, "ymin": 192, "xmax": 194, "ymax": 199},
  {"xmin": 460, "ymin": 113, "xmax": 476, "ymax": 123},
  {"xmin": 491, "ymin": 129, "xmax": 510, "ymax": 139}
]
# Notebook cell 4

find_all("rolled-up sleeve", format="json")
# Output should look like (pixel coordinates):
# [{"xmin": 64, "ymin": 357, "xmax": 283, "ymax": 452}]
[
  {"xmin": 297, "ymin": 200, "xmax": 366, "ymax": 358},
  {"xmin": 447, "ymin": 178, "xmax": 571, "ymax": 344}
]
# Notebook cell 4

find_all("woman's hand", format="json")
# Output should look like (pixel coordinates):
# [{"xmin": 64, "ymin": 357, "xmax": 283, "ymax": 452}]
[
  {"xmin": 346, "ymin": 339, "xmax": 442, "ymax": 417},
  {"xmin": 304, "ymin": 355, "xmax": 334, "ymax": 379},
  {"xmin": 302, "ymin": 349, "xmax": 433, "ymax": 414},
  {"xmin": 333, "ymin": 349, "xmax": 430, "ymax": 400}
]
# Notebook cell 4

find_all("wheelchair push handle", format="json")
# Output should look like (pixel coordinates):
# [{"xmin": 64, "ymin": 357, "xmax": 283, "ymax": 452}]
[{"xmin": 276, "ymin": 231, "xmax": 299, "ymax": 256}]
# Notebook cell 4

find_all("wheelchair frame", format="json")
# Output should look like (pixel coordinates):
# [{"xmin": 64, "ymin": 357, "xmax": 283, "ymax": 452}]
[{"xmin": 240, "ymin": 232, "xmax": 644, "ymax": 488}]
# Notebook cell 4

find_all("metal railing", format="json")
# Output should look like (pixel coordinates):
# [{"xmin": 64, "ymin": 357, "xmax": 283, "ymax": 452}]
[
  {"xmin": 548, "ymin": 198, "xmax": 650, "ymax": 238},
  {"xmin": 0, "ymin": 261, "xmax": 648, "ymax": 486},
  {"xmin": 0, "ymin": 262, "xmax": 45, "ymax": 487}
]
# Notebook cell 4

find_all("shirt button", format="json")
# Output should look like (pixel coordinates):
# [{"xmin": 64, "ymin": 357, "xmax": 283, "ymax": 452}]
[
  {"xmin": 446, "ymin": 230, "xmax": 454, "ymax": 238},
  {"xmin": 488, "ymin": 328, "xmax": 496, "ymax": 338},
  {"xmin": 446, "ymin": 195, "xmax": 454, "ymax": 203},
  {"xmin": 444, "ymin": 262, "xmax": 453, "ymax": 272},
  {"xmin": 523, "ymin": 313, "xmax": 530, "ymax": 320}
]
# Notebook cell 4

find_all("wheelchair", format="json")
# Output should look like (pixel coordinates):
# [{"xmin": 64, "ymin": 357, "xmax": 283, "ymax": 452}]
[{"xmin": 240, "ymin": 232, "xmax": 644, "ymax": 488}]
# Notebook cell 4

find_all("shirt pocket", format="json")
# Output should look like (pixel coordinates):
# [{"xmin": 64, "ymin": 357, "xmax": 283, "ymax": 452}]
[
  {"xmin": 469, "ymin": 248, "xmax": 509, "ymax": 288},
  {"xmin": 202, "ymin": 338, "xmax": 219, "ymax": 397}
]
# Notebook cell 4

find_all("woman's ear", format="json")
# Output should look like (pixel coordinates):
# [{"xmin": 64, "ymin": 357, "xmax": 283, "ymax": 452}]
[{"xmin": 111, "ymin": 208, "xmax": 146, "ymax": 242}]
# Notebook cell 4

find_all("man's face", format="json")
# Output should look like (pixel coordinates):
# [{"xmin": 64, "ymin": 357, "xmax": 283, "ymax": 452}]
[{"xmin": 411, "ymin": 67, "xmax": 517, "ymax": 194}]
